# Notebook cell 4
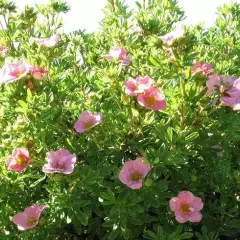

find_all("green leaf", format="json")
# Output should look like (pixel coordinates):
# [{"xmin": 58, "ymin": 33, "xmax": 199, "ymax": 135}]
[
  {"xmin": 18, "ymin": 100, "xmax": 28, "ymax": 113},
  {"xmin": 27, "ymin": 88, "xmax": 33, "ymax": 102},
  {"xmin": 156, "ymin": 180, "xmax": 168, "ymax": 192},
  {"xmin": 29, "ymin": 175, "xmax": 46, "ymax": 187},
  {"xmin": 79, "ymin": 210, "xmax": 88, "ymax": 226},
  {"xmin": 185, "ymin": 132, "xmax": 199, "ymax": 142},
  {"xmin": 107, "ymin": 229, "xmax": 119, "ymax": 240},
  {"xmin": 179, "ymin": 232, "xmax": 194, "ymax": 239}
]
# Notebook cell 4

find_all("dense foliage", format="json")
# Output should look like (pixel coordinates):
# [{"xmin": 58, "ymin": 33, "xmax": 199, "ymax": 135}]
[{"xmin": 0, "ymin": 0, "xmax": 240, "ymax": 239}]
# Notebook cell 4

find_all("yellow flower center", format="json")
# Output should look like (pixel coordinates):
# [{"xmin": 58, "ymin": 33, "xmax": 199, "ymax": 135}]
[
  {"xmin": 223, "ymin": 83, "xmax": 232, "ymax": 90},
  {"xmin": 27, "ymin": 217, "xmax": 37, "ymax": 226},
  {"xmin": 16, "ymin": 155, "xmax": 27, "ymax": 166},
  {"xmin": 131, "ymin": 172, "xmax": 143, "ymax": 181},
  {"xmin": 85, "ymin": 121, "xmax": 94, "ymax": 130},
  {"xmin": 16, "ymin": 70, "xmax": 24, "ymax": 78},
  {"xmin": 145, "ymin": 96, "xmax": 156, "ymax": 107},
  {"xmin": 181, "ymin": 204, "xmax": 190, "ymax": 214}
]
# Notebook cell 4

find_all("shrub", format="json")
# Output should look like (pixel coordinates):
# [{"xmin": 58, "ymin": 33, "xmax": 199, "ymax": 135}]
[{"xmin": 0, "ymin": 0, "xmax": 240, "ymax": 239}]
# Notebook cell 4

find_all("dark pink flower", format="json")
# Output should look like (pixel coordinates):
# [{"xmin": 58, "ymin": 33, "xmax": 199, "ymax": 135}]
[
  {"xmin": 119, "ymin": 158, "xmax": 151, "ymax": 189},
  {"xmin": 0, "ymin": 59, "xmax": 30, "ymax": 84},
  {"xmin": 42, "ymin": 149, "xmax": 76, "ymax": 174},
  {"xmin": 12, "ymin": 205, "xmax": 45, "ymax": 231},
  {"xmin": 38, "ymin": 34, "xmax": 61, "ymax": 47},
  {"xmin": 6, "ymin": 148, "xmax": 31, "ymax": 173},
  {"xmin": 137, "ymin": 87, "xmax": 166, "ymax": 111},
  {"xmin": 106, "ymin": 47, "xmax": 130, "ymax": 66},
  {"xmin": 124, "ymin": 76, "xmax": 154, "ymax": 96},
  {"xmin": 191, "ymin": 62, "xmax": 213, "ymax": 76},
  {"xmin": 30, "ymin": 66, "xmax": 47, "ymax": 80},
  {"xmin": 170, "ymin": 191, "xmax": 203, "ymax": 223},
  {"xmin": 74, "ymin": 111, "xmax": 102, "ymax": 133}
]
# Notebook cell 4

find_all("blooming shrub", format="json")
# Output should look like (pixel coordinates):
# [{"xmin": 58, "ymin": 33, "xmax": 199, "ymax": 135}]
[{"xmin": 0, "ymin": 0, "xmax": 240, "ymax": 239}]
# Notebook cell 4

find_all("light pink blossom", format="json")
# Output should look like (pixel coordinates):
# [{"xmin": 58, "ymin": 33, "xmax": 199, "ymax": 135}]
[
  {"xmin": 221, "ymin": 95, "xmax": 239, "ymax": 107},
  {"xmin": 206, "ymin": 75, "xmax": 220, "ymax": 94},
  {"xmin": 170, "ymin": 191, "xmax": 203, "ymax": 223},
  {"xmin": 30, "ymin": 66, "xmax": 47, "ymax": 80},
  {"xmin": 191, "ymin": 62, "xmax": 213, "ymax": 76},
  {"xmin": 74, "ymin": 111, "xmax": 102, "ymax": 133},
  {"xmin": 106, "ymin": 47, "xmax": 130, "ymax": 66},
  {"xmin": 206, "ymin": 75, "xmax": 240, "ymax": 109},
  {"xmin": 38, "ymin": 34, "xmax": 61, "ymax": 47},
  {"xmin": 119, "ymin": 158, "xmax": 151, "ymax": 189},
  {"xmin": 159, "ymin": 29, "xmax": 184, "ymax": 46},
  {"xmin": 124, "ymin": 76, "xmax": 154, "ymax": 96},
  {"xmin": 0, "ymin": 59, "xmax": 30, "ymax": 84},
  {"xmin": 206, "ymin": 75, "xmax": 236, "ymax": 94},
  {"xmin": 42, "ymin": 149, "xmax": 76, "ymax": 174},
  {"xmin": 220, "ymin": 79, "xmax": 240, "ymax": 107},
  {"xmin": 137, "ymin": 87, "xmax": 166, "ymax": 111},
  {"xmin": 6, "ymin": 148, "xmax": 31, "ymax": 173},
  {"xmin": 12, "ymin": 205, "xmax": 45, "ymax": 231}
]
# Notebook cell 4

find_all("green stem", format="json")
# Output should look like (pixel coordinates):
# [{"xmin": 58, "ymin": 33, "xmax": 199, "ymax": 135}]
[
  {"xmin": 181, "ymin": 78, "xmax": 186, "ymax": 127},
  {"xmin": 110, "ymin": 0, "xmax": 115, "ymax": 12},
  {"xmin": 143, "ymin": 0, "xmax": 146, "ymax": 9}
]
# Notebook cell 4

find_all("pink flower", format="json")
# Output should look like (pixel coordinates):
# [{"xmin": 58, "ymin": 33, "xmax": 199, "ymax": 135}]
[
  {"xmin": 12, "ymin": 205, "xmax": 45, "ymax": 231},
  {"xmin": 191, "ymin": 62, "xmax": 213, "ymax": 76},
  {"xmin": 6, "ymin": 148, "xmax": 31, "ymax": 173},
  {"xmin": 221, "ymin": 95, "xmax": 239, "ymax": 107},
  {"xmin": 159, "ymin": 29, "xmax": 184, "ymax": 46},
  {"xmin": 220, "ymin": 79, "xmax": 240, "ymax": 107},
  {"xmin": 124, "ymin": 76, "xmax": 154, "ymax": 96},
  {"xmin": 206, "ymin": 75, "xmax": 240, "ymax": 109},
  {"xmin": 74, "ymin": 111, "xmax": 102, "ymax": 133},
  {"xmin": 106, "ymin": 47, "xmax": 130, "ymax": 66},
  {"xmin": 137, "ymin": 87, "xmax": 167, "ymax": 111},
  {"xmin": 0, "ymin": 46, "xmax": 10, "ymax": 56},
  {"xmin": 220, "ymin": 75, "xmax": 237, "ymax": 86},
  {"xmin": 206, "ymin": 75, "xmax": 221, "ymax": 94},
  {"xmin": 38, "ymin": 34, "xmax": 61, "ymax": 47},
  {"xmin": 30, "ymin": 66, "xmax": 47, "ymax": 80},
  {"xmin": 206, "ymin": 75, "xmax": 236, "ymax": 94},
  {"xmin": 119, "ymin": 158, "xmax": 151, "ymax": 189},
  {"xmin": 42, "ymin": 149, "xmax": 76, "ymax": 174},
  {"xmin": 170, "ymin": 191, "xmax": 203, "ymax": 223},
  {"xmin": 0, "ymin": 59, "xmax": 30, "ymax": 84}
]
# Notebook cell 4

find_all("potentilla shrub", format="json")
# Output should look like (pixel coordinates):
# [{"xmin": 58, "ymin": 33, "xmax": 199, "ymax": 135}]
[{"xmin": 0, "ymin": 0, "xmax": 240, "ymax": 239}]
